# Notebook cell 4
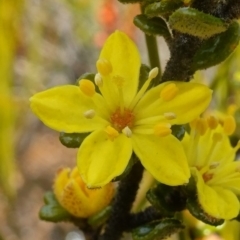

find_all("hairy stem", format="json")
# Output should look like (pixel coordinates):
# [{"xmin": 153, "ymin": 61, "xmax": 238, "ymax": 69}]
[{"xmin": 99, "ymin": 160, "xmax": 144, "ymax": 240}]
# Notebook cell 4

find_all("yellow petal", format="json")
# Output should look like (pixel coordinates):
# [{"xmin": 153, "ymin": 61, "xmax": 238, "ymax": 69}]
[
  {"xmin": 132, "ymin": 134, "xmax": 190, "ymax": 186},
  {"xmin": 192, "ymin": 168, "xmax": 240, "ymax": 220},
  {"xmin": 134, "ymin": 82, "xmax": 212, "ymax": 125},
  {"xmin": 30, "ymin": 85, "xmax": 109, "ymax": 133},
  {"xmin": 77, "ymin": 130, "xmax": 132, "ymax": 187},
  {"xmin": 98, "ymin": 31, "xmax": 141, "ymax": 107},
  {"xmin": 218, "ymin": 177, "xmax": 240, "ymax": 195}
]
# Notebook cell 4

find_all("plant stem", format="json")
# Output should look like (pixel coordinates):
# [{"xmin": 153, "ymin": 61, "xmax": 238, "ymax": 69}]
[
  {"xmin": 140, "ymin": 4, "xmax": 161, "ymax": 85},
  {"xmin": 99, "ymin": 160, "xmax": 144, "ymax": 240},
  {"xmin": 144, "ymin": 34, "xmax": 162, "ymax": 85},
  {"xmin": 126, "ymin": 206, "xmax": 163, "ymax": 230}
]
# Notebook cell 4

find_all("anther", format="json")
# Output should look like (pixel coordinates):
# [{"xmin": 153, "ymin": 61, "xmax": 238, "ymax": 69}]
[
  {"xmin": 207, "ymin": 116, "xmax": 218, "ymax": 129},
  {"xmin": 160, "ymin": 83, "xmax": 179, "ymax": 101},
  {"xmin": 79, "ymin": 80, "xmax": 95, "ymax": 97},
  {"xmin": 96, "ymin": 59, "xmax": 112, "ymax": 76},
  {"xmin": 83, "ymin": 109, "xmax": 96, "ymax": 119},
  {"xmin": 154, "ymin": 123, "xmax": 172, "ymax": 137},
  {"xmin": 94, "ymin": 73, "xmax": 103, "ymax": 87},
  {"xmin": 164, "ymin": 112, "xmax": 176, "ymax": 120},
  {"xmin": 209, "ymin": 162, "xmax": 220, "ymax": 169},
  {"xmin": 223, "ymin": 115, "xmax": 236, "ymax": 135},
  {"xmin": 105, "ymin": 126, "xmax": 119, "ymax": 141},
  {"xmin": 148, "ymin": 67, "xmax": 159, "ymax": 80},
  {"xmin": 122, "ymin": 126, "xmax": 132, "ymax": 138}
]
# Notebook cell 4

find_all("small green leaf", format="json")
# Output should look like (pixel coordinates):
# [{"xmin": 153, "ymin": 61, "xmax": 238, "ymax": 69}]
[
  {"xmin": 145, "ymin": 0, "xmax": 183, "ymax": 18},
  {"xmin": 187, "ymin": 197, "xmax": 224, "ymax": 226},
  {"xmin": 169, "ymin": 7, "xmax": 228, "ymax": 39},
  {"xmin": 132, "ymin": 219, "xmax": 184, "ymax": 240},
  {"xmin": 43, "ymin": 191, "xmax": 59, "ymax": 205},
  {"xmin": 147, "ymin": 184, "xmax": 187, "ymax": 216},
  {"xmin": 134, "ymin": 14, "xmax": 171, "ymax": 38},
  {"xmin": 171, "ymin": 125, "xmax": 185, "ymax": 141},
  {"xmin": 39, "ymin": 192, "xmax": 71, "ymax": 222},
  {"xmin": 192, "ymin": 21, "xmax": 240, "ymax": 70},
  {"xmin": 88, "ymin": 206, "xmax": 112, "ymax": 228},
  {"xmin": 59, "ymin": 132, "xmax": 89, "ymax": 148}
]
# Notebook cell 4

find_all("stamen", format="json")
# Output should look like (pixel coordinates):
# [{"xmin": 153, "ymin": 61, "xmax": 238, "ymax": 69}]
[
  {"xmin": 122, "ymin": 126, "xmax": 132, "ymax": 138},
  {"xmin": 203, "ymin": 132, "xmax": 222, "ymax": 166},
  {"xmin": 154, "ymin": 123, "xmax": 172, "ymax": 137},
  {"xmin": 94, "ymin": 73, "xmax": 103, "ymax": 87},
  {"xmin": 212, "ymin": 132, "xmax": 223, "ymax": 142},
  {"xmin": 83, "ymin": 109, "xmax": 96, "ymax": 119},
  {"xmin": 105, "ymin": 126, "xmax": 119, "ymax": 141},
  {"xmin": 160, "ymin": 83, "xmax": 179, "ymax": 101},
  {"xmin": 96, "ymin": 59, "xmax": 112, "ymax": 76},
  {"xmin": 129, "ymin": 68, "xmax": 157, "ymax": 109},
  {"xmin": 79, "ymin": 80, "xmax": 95, "ymax": 97},
  {"xmin": 189, "ymin": 118, "xmax": 198, "ymax": 129},
  {"xmin": 227, "ymin": 104, "xmax": 237, "ymax": 116},
  {"xmin": 223, "ymin": 115, "xmax": 236, "ymax": 135},
  {"xmin": 148, "ymin": 67, "xmax": 159, "ymax": 80},
  {"xmin": 195, "ymin": 118, "xmax": 208, "ymax": 136},
  {"xmin": 207, "ymin": 116, "xmax": 218, "ymax": 129},
  {"xmin": 164, "ymin": 112, "xmax": 176, "ymax": 120}
]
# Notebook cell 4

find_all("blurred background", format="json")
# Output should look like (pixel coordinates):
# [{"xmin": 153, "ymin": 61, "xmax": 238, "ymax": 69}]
[
  {"xmin": 1, "ymin": 0, "xmax": 240, "ymax": 239},
  {"xmin": 0, "ymin": 0, "xmax": 140, "ymax": 239}
]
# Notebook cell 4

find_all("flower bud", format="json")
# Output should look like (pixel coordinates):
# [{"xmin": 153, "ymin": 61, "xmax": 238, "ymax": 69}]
[{"xmin": 53, "ymin": 167, "xmax": 114, "ymax": 218}]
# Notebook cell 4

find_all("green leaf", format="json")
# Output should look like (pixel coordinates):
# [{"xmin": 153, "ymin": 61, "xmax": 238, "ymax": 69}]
[
  {"xmin": 185, "ymin": 179, "xmax": 224, "ymax": 226},
  {"xmin": 192, "ymin": 21, "xmax": 240, "ymax": 70},
  {"xmin": 147, "ymin": 184, "xmax": 187, "ymax": 216},
  {"xmin": 59, "ymin": 132, "xmax": 89, "ymax": 148},
  {"xmin": 134, "ymin": 14, "xmax": 171, "ymax": 38},
  {"xmin": 145, "ymin": 0, "xmax": 183, "ymax": 18},
  {"xmin": 88, "ymin": 206, "xmax": 112, "ymax": 228},
  {"xmin": 132, "ymin": 219, "xmax": 184, "ymax": 240},
  {"xmin": 169, "ymin": 7, "xmax": 228, "ymax": 39},
  {"xmin": 39, "ymin": 192, "xmax": 71, "ymax": 222},
  {"xmin": 186, "ymin": 196, "xmax": 224, "ymax": 226}
]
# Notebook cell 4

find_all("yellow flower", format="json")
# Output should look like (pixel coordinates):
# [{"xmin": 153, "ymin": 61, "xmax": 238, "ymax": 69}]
[
  {"xmin": 53, "ymin": 167, "xmax": 114, "ymax": 218},
  {"xmin": 182, "ymin": 116, "xmax": 240, "ymax": 220},
  {"xmin": 30, "ymin": 30, "xmax": 212, "ymax": 187}
]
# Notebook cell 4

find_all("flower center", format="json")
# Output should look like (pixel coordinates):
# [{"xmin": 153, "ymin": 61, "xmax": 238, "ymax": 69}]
[
  {"xmin": 202, "ymin": 172, "xmax": 214, "ymax": 182},
  {"xmin": 110, "ymin": 108, "xmax": 135, "ymax": 132}
]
